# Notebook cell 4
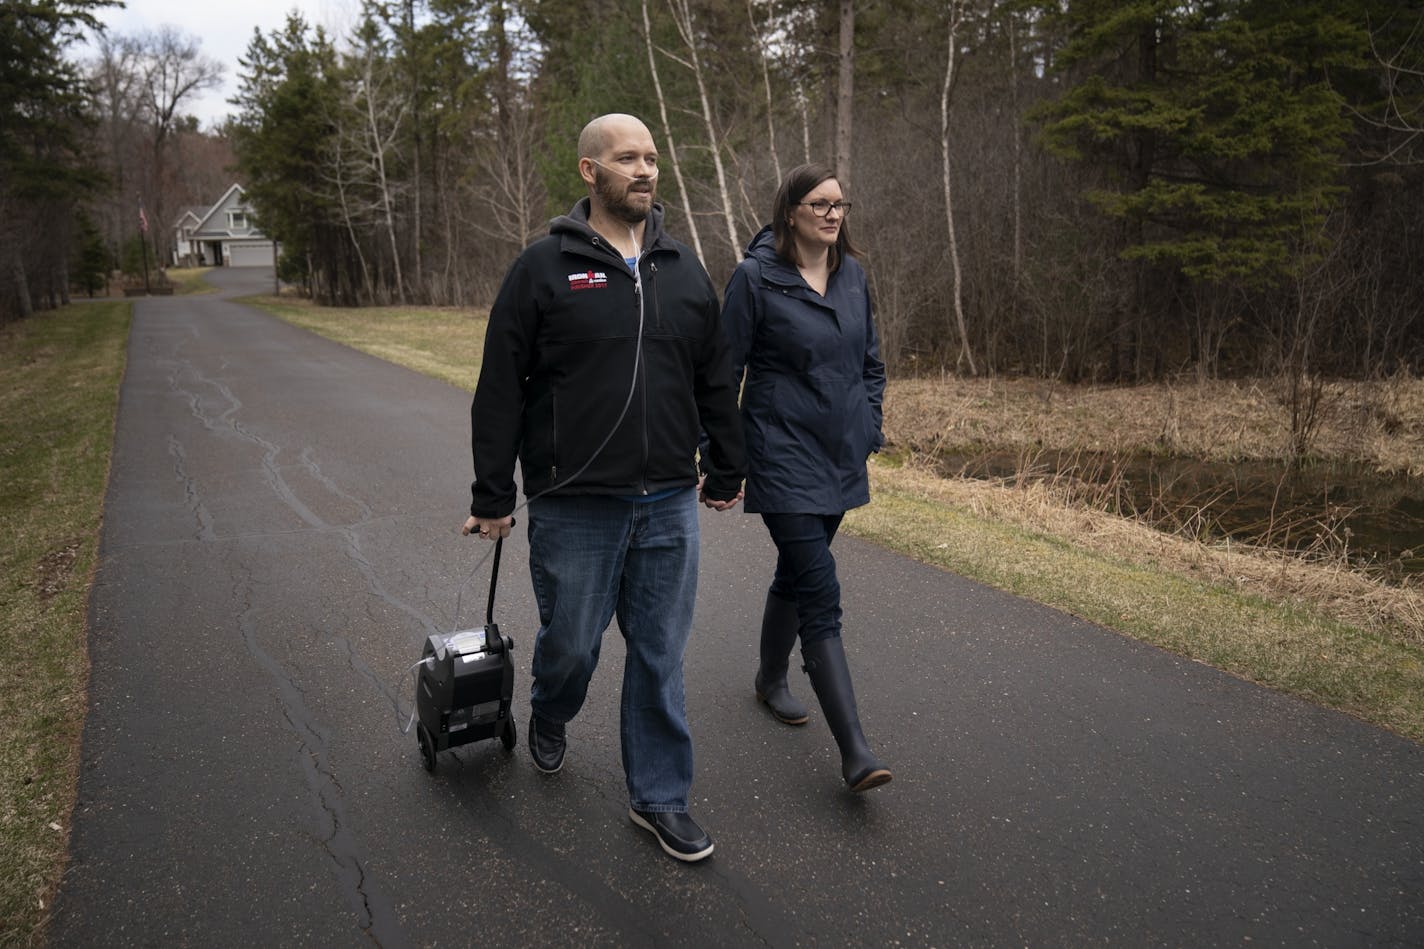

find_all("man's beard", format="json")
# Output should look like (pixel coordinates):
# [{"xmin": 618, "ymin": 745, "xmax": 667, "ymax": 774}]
[{"xmin": 594, "ymin": 167, "xmax": 655, "ymax": 225}]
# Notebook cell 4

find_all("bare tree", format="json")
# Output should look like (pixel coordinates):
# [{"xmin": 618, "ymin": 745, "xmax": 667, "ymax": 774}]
[
  {"xmin": 748, "ymin": 0, "xmax": 782, "ymax": 183},
  {"xmin": 88, "ymin": 33, "xmax": 147, "ymax": 256},
  {"xmin": 798, "ymin": 89, "xmax": 813, "ymax": 164},
  {"xmin": 835, "ymin": 0, "xmax": 854, "ymax": 188},
  {"xmin": 355, "ymin": 44, "xmax": 408, "ymax": 304},
  {"xmin": 463, "ymin": 94, "xmax": 545, "ymax": 250},
  {"xmin": 399, "ymin": 0, "xmax": 424, "ymax": 294},
  {"xmin": 641, "ymin": 0, "xmax": 705, "ymax": 260},
  {"xmin": 662, "ymin": 0, "xmax": 742, "ymax": 263},
  {"xmin": 1008, "ymin": 11, "xmax": 1023, "ymax": 318},
  {"xmin": 1350, "ymin": 11, "xmax": 1424, "ymax": 165},
  {"xmin": 939, "ymin": 0, "xmax": 976, "ymax": 375},
  {"xmin": 140, "ymin": 27, "xmax": 223, "ymax": 260},
  {"xmin": 322, "ymin": 125, "xmax": 377, "ymax": 302}
]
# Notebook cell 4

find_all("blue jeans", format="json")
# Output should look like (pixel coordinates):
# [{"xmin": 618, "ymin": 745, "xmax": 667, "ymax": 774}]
[
  {"xmin": 526, "ymin": 488, "xmax": 700, "ymax": 812},
  {"xmin": 761, "ymin": 513, "xmax": 845, "ymax": 647}
]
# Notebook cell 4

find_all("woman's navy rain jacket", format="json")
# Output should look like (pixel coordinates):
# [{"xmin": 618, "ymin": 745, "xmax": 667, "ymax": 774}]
[{"xmin": 720, "ymin": 225, "xmax": 886, "ymax": 515}]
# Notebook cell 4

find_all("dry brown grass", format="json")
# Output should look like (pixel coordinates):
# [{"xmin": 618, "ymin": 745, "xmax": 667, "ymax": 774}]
[
  {"xmin": 885, "ymin": 374, "xmax": 1424, "ymax": 476},
  {"xmin": 866, "ymin": 460, "xmax": 1423, "ymax": 646},
  {"xmin": 848, "ymin": 463, "xmax": 1424, "ymax": 742}
]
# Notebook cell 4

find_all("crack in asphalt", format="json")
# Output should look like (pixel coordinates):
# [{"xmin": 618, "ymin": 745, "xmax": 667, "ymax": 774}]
[
  {"xmin": 299, "ymin": 446, "xmax": 374, "ymax": 522},
  {"xmin": 163, "ymin": 357, "xmax": 445, "ymax": 945},
  {"xmin": 165, "ymin": 358, "xmax": 441, "ymax": 641},
  {"xmin": 167, "ymin": 434, "xmax": 217, "ymax": 541},
  {"xmin": 233, "ymin": 559, "xmax": 406, "ymax": 947}
]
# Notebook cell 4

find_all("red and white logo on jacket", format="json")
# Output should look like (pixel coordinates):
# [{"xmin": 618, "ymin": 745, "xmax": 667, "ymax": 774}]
[{"xmin": 567, "ymin": 270, "xmax": 609, "ymax": 291}]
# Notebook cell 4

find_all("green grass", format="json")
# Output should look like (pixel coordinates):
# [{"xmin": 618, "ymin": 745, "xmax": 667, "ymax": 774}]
[
  {"xmin": 164, "ymin": 266, "xmax": 218, "ymax": 295},
  {"xmin": 0, "ymin": 302, "xmax": 130, "ymax": 945},
  {"xmin": 246, "ymin": 296, "xmax": 488, "ymax": 390}
]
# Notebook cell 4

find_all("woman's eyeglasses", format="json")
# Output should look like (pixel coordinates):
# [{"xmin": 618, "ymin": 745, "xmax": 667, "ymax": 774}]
[{"xmin": 798, "ymin": 200, "xmax": 852, "ymax": 217}]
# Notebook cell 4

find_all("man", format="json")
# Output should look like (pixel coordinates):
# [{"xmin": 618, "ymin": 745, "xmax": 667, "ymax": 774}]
[{"xmin": 462, "ymin": 113, "xmax": 746, "ymax": 863}]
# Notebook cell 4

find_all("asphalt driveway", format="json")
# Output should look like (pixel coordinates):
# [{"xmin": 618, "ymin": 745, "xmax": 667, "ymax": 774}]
[{"xmin": 50, "ymin": 269, "xmax": 1424, "ymax": 946}]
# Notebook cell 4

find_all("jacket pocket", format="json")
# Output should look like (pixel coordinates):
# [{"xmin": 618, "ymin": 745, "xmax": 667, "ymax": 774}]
[{"xmin": 549, "ymin": 391, "xmax": 560, "ymax": 482}]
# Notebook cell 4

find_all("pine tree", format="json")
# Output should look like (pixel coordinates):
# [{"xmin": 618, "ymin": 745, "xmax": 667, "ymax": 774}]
[
  {"xmin": 1034, "ymin": 0, "xmax": 1364, "ymax": 286},
  {"xmin": 1, "ymin": 0, "xmax": 115, "ymax": 320},
  {"xmin": 230, "ymin": 14, "xmax": 353, "ymax": 302}
]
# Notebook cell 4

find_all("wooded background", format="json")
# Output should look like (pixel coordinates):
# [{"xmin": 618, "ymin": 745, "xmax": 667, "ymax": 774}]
[{"xmin": 5, "ymin": 0, "xmax": 1422, "ymax": 384}]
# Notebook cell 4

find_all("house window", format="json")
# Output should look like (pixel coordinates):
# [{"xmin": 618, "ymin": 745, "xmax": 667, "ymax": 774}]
[{"xmin": 228, "ymin": 211, "xmax": 248, "ymax": 230}]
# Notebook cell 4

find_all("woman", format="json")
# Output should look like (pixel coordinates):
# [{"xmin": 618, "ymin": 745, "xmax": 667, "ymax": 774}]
[{"xmin": 719, "ymin": 164, "xmax": 891, "ymax": 792}]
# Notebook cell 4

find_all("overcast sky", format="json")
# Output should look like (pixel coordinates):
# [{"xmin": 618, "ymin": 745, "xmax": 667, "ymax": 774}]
[{"xmin": 93, "ymin": 0, "xmax": 359, "ymax": 130}]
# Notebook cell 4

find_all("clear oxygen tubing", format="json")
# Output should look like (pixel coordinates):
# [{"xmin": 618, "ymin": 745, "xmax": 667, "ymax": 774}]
[{"xmin": 395, "ymin": 225, "xmax": 649, "ymax": 735}]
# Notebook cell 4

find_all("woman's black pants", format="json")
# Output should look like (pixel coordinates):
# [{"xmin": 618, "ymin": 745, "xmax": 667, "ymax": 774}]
[{"xmin": 760, "ymin": 512, "xmax": 845, "ymax": 647}]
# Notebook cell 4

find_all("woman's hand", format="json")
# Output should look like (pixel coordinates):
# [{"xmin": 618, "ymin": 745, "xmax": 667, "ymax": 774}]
[{"xmin": 698, "ymin": 476, "xmax": 743, "ymax": 511}]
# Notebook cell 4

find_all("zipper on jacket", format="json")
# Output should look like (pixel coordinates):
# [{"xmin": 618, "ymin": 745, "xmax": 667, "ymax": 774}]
[
  {"xmin": 650, "ymin": 261, "xmax": 662, "ymax": 330},
  {"xmin": 636, "ymin": 265, "xmax": 650, "ymax": 493},
  {"xmin": 587, "ymin": 231, "xmax": 651, "ymax": 493},
  {"xmin": 550, "ymin": 391, "xmax": 559, "ymax": 485}
]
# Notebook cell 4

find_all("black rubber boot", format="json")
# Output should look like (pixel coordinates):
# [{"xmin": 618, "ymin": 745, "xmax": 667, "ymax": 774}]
[
  {"xmin": 754, "ymin": 591, "xmax": 809, "ymax": 725},
  {"xmin": 802, "ymin": 637, "xmax": 892, "ymax": 791}
]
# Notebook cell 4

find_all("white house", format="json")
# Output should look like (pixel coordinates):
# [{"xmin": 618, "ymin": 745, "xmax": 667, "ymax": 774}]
[
  {"xmin": 171, "ymin": 206, "xmax": 206, "ymax": 267},
  {"xmin": 173, "ymin": 184, "xmax": 276, "ymax": 268}
]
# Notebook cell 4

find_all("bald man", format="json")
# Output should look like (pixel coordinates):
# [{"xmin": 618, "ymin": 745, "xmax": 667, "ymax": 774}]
[{"xmin": 462, "ymin": 113, "xmax": 746, "ymax": 862}]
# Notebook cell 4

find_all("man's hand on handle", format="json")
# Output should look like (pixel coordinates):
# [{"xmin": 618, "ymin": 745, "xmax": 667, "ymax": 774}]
[{"xmin": 463, "ymin": 514, "xmax": 515, "ymax": 539}]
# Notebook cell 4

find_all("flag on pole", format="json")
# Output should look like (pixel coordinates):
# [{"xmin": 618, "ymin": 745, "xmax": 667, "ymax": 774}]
[{"xmin": 139, "ymin": 205, "xmax": 149, "ymax": 234}]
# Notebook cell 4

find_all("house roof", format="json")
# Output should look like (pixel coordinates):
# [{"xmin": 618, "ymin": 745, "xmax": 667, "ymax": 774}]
[
  {"xmin": 173, "ymin": 206, "xmax": 206, "ymax": 229},
  {"xmin": 189, "ymin": 184, "xmax": 267, "ymax": 241}
]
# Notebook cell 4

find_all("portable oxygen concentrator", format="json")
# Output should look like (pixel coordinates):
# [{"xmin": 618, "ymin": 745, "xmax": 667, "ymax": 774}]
[{"xmin": 414, "ymin": 536, "xmax": 516, "ymax": 772}]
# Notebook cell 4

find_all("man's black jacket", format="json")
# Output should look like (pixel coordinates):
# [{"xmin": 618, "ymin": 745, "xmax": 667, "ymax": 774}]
[{"xmin": 469, "ymin": 199, "xmax": 747, "ymax": 518}]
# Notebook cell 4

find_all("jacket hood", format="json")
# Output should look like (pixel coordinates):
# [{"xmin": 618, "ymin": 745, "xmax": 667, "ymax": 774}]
[
  {"xmin": 550, "ymin": 197, "xmax": 672, "ymax": 252},
  {"xmin": 744, "ymin": 224, "xmax": 776, "ymax": 260},
  {"xmin": 744, "ymin": 223, "xmax": 801, "ymax": 285}
]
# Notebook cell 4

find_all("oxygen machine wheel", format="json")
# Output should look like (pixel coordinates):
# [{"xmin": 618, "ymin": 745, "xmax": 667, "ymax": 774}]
[
  {"xmin": 417, "ymin": 723, "xmax": 437, "ymax": 774},
  {"xmin": 500, "ymin": 715, "xmax": 517, "ymax": 751}
]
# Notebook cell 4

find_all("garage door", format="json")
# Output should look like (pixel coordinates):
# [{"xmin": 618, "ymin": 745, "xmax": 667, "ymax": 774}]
[{"xmin": 228, "ymin": 242, "xmax": 274, "ymax": 267}]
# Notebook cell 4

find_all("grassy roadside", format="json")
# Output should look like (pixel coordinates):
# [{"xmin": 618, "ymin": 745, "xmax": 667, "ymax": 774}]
[
  {"xmin": 0, "ymin": 301, "xmax": 130, "ymax": 944},
  {"xmin": 248, "ymin": 296, "xmax": 485, "ymax": 391},
  {"xmin": 254, "ymin": 297, "xmax": 1422, "ymax": 743},
  {"xmin": 164, "ymin": 266, "xmax": 218, "ymax": 295},
  {"xmin": 850, "ymin": 466, "xmax": 1423, "ymax": 740}
]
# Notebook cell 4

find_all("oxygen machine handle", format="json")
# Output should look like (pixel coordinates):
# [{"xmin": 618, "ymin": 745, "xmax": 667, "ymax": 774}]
[{"xmin": 486, "ymin": 536, "xmax": 502, "ymax": 627}]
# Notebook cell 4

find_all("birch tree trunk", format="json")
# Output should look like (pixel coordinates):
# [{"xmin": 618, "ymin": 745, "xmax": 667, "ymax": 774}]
[
  {"xmin": 666, "ymin": 0, "xmax": 741, "ymax": 260},
  {"xmin": 401, "ymin": 0, "xmax": 423, "ymax": 299},
  {"xmin": 361, "ymin": 50, "xmax": 407, "ymax": 305},
  {"xmin": 11, "ymin": 259, "xmax": 33, "ymax": 321},
  {"xmin": 1009, "ymin": 13, "xmax": 1031, "ymax": 370},
  {"xmin": 641, "ymin": 0, "xmax": 705, "ymax": 261},
  {"xmin": 835, "ymin": 0, "xmax": 854, "ymax": 187},
  {"xmin": 326, "ymin": 130, "xmax": 376, "ymax": 301},
  {"xmin": 798, "ymin": 90, "xmax": 812, "ymax": 165},
  {"xmin": 940, "ymin": 1, "xmax": 977, "ymax": 375},
  {"xmin": 1010, "ymin": 15, "xmax": 1023, "ymax": 307},
  {"xmin": 748, "ymin": 0, "xmax": 781, "ymax": 183}
]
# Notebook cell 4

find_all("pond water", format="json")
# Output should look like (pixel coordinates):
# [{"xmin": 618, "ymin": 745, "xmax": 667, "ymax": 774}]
[{"xmin": 934, "ymin": 450, "xmax": 1424, "ymax": 580}]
